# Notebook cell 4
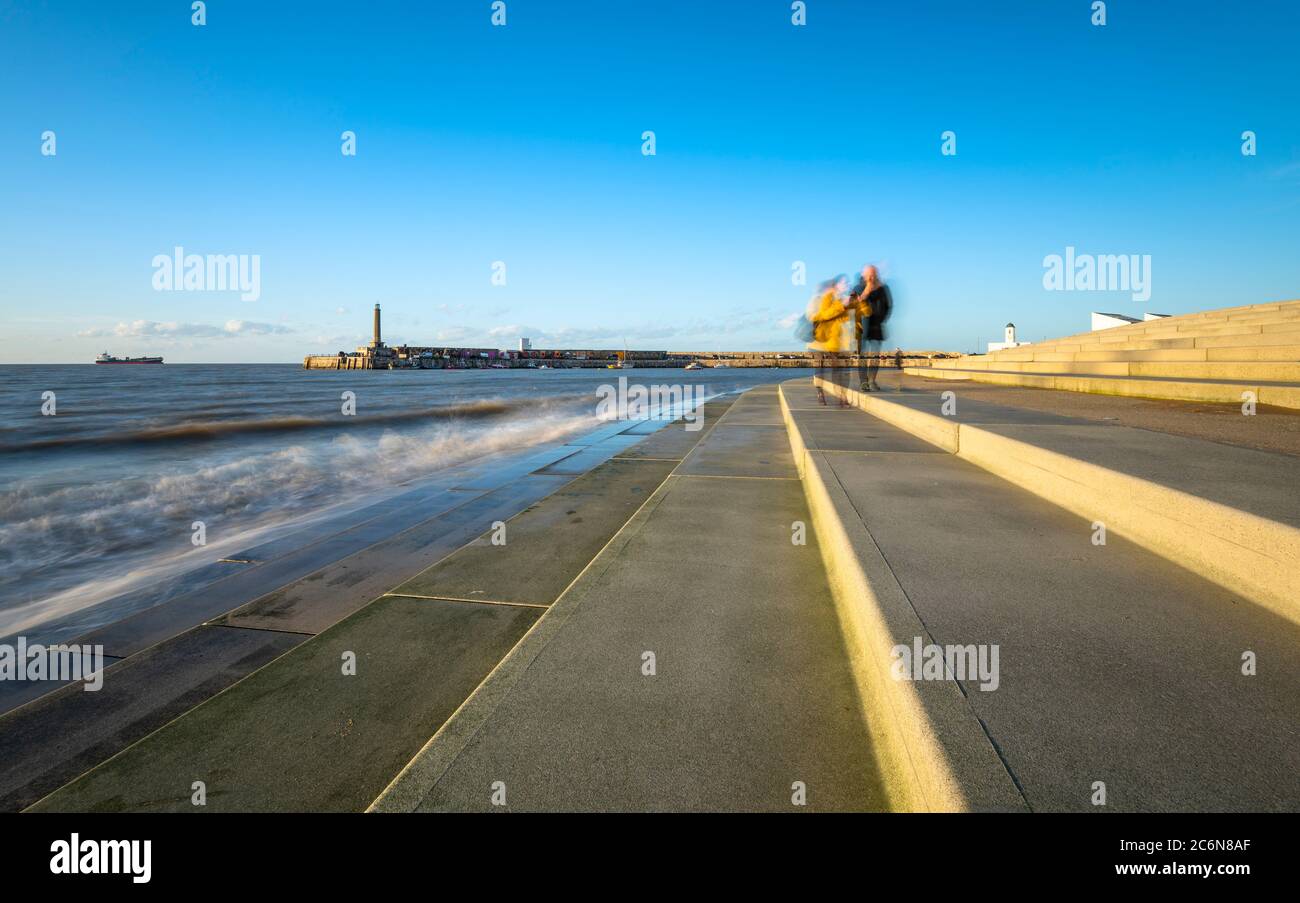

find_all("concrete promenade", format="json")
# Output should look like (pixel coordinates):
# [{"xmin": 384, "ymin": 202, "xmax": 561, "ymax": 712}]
[
  {"xmin": 24, "ymin": 391, "xmax": 885, "ymax": 812},
  {"xmin": 375, "ymin": 385, "xmax": 886, "ymax": 812},
  {"xmin": 9, "ymin": 377, "xmax": 1299, "ymax": 812}
]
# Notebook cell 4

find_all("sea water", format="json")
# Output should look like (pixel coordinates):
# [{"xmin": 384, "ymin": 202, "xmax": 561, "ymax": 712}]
[{"xmin": 0, "ymin": 364, "xmax": 806, "ymax": 642}]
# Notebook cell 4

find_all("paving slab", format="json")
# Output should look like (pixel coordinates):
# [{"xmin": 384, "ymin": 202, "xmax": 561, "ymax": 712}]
[
  {"xmin": 567, "ymin": 420, "xmax": 645, "ymax": 445},
  {"xmin": 818, "ymin": 410, "xmax": 1300, "ymax": 811},
  {"xmin": 218, "ymin": 475, "xmax": 572, "ymax": 635},
  {"xmin": 0, "ymin": 656, "xmax": 122, "ymax": 718},
  {"xmin": 678, "ymin": 424, "xmax": 797, "ymax": 478},
  {"xmin": 533, "ymin": 434, "xmax": 648, "ymax": 475},
  {"xmin": 621, "ymin": 418, "xmax": 672, "ymax": 435},
  {"xmin": 228, "ymin": 475, "xmax": 469, "ymax": 563},
  {"xmin": 865, "ymin": 388, "xmax": 1082, "ymax": 425},
  {"xmin": 406, "ymin": 473, "xmax": 886, "ymax": 812},
  {"xmin": 613, "ymin": 420, "xmax": 713, "ymax": 461},
  {"xmin": 715, "ymin": 402, "xmax": 787, "ymax": 426},
  {"xmin": 71, "ymin": 487, "xmax": 489, "ymax": 657},
  {"xmin": 390, "ymin": 458, "xmax": 677, "ymax": 606},
  {"xmin": 7, "ymin": 561, "xmax": 254, "ymax": 650},
  {"xmin": 31, "ymin": 596, "xmax": 540, "ymax": 813},
  {"xmin": 450, "ymin": 445, "xmax": 584, "ymax": 490},
  {"xmin": 789, "ymin": 408, "xmax": 941, "ymax": 454},
  {"xmin": 1, "ymin": 625, "xmax": 303, "ymax": 812}
]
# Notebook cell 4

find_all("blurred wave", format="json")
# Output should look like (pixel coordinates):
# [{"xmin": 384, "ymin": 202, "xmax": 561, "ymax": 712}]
[{"xmin": 0, "ymin": 395, "xmax": 592, "ymax": 452}]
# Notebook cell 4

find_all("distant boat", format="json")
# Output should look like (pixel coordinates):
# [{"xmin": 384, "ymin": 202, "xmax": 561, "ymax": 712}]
[
  {"xmin": 95, "ymin": 352, "xmax": 163, "ymax": 365},
  {"xmin": 684, "ymin": 361, "xmax": 703, "ymax": 371},
  {"xmin": 608, "ymin": 340, "xmax": 633, "ymax": 369}
]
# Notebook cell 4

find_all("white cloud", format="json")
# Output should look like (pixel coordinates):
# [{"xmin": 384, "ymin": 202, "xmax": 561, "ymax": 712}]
[
  {"xmin": 78, "ymin": 319, "xmax": 293, "ymax": 339},
  {"xmin": 434, "ymin": 326, "xmax": 471, "ymax": 343},
  {"xmin": 223, "ymin": 319, "xmax": 293, "ymax": 336}
]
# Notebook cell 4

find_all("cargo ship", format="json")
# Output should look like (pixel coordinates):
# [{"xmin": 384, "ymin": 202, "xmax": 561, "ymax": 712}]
[{"xmin": 95, "ymin": 352, "xmax": 164, "ymax": 365}]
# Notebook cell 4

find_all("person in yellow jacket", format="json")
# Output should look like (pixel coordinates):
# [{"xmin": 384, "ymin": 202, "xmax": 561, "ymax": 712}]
[{"xmin": 806, "ymin": 276, "xmax": 852, "ymax": 405}]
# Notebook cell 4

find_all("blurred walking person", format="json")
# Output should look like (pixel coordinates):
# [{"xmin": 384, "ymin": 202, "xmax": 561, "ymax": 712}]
[
  {"xmin": 804, "ymin": 276, "xmax": 852, "ymax": 405},
  {"xmin": 852, "ymin": 265, "xmax": 893, "ymax": 391}
]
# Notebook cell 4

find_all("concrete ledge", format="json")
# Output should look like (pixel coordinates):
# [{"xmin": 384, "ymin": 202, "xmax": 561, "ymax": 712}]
[
  {"xmin": 826, "ymin": 385, "xmax": 960, "ymax": 453},
  {"xmin": 816, "ymin": 377, "xmax": 1300, "ymax": 625},
  {"xmin": 777, "ymin": 384, "xmax": 1027, "ymax": 812},
  {"xmin": 907, "ymin": 366, "xmax": 1297, "ymax": 410}
]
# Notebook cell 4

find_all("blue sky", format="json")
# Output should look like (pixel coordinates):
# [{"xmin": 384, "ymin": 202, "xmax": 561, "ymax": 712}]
[{"xmin": 1, "ymin": 0, "xmax": 1298, "ymax": 362}]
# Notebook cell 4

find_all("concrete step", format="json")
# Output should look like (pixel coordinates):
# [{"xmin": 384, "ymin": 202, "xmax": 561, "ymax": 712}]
[
  {"xmin": 1207, "ymin": 345, "xmax": 1300, "ymax": 361},
  {"xmin": 932, "ymin": 360, "xmax": 1300, "ymax": 381},
  {"xmin": 911, "ymin": 366, "xmax": 1300, "ymax": 410},
  {"xmin": 990, "ymin": 328, "xmax": 1300, "ymax": 359},
  {"xmin": 982, "ymin": 331, "xmax": 1300, "ymax": 361},
  {"xmin": 781, "ymin": 378, "xmax": 1300, "ymax": 811},
  {"xmin": 946, "ymin": 361, "xmax": 1135, "ymax": 376},
  {"xmin": 1197, "ymin": 329, "xmax": 1300, "ymax": 348},
  {"xmin": 1070, "ymin": 349, "xmax": 1210, "ymax": 362},
  {"xmin": 974, "ymin": 304, "xmax": 1300, "ymax": 361},
  {"xmin": 1210, "ymin": 309, "xmax": 1300, "ymax": 326},
  {"xmin": 813, "ymin": 377, "xmax": 1300, "ymax": 621},
  {"xmin": 1118, "ymin": 337, "xmax": 1199, "ymax": 350},
  {"xmin": 1165, "ymin": 323, "xmax": 1277, "ymax": 338},
  {"xmin": 1130, "ymin": 361, "xmax": 1300, "ymax": 380}
]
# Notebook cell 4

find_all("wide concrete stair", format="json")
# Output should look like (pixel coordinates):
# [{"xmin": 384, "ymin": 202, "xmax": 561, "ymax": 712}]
[
  {"xmin": 791, "ymin": 376, "xmax": 1300, "ymax": 811},
  {"xmin": 909, "ymin": 299, "xmax": 1300, "ymax": 409}
]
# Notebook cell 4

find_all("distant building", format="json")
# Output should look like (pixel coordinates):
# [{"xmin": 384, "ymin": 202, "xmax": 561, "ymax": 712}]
[
  {"xmin": 1092, "ymin": 311, "xmax": 1171, "ymax": 330},
  {"xmin": 987, "ymin": 322, "xmax": 1030, "ymax": 353},
  {"xmin": 519, "ymin": 337, "xmax": 532, "ymax": 352}
]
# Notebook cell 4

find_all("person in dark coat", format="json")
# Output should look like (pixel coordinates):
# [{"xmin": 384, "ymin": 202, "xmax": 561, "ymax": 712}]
[{"xmin": 851, "ymin": 265, "xmax": 893, "ymax": 391}]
